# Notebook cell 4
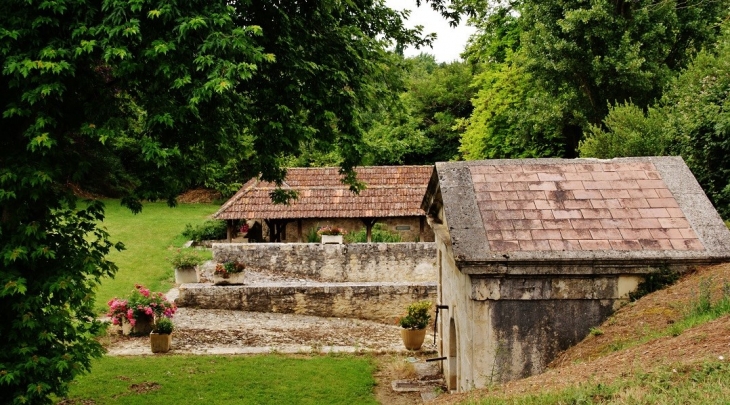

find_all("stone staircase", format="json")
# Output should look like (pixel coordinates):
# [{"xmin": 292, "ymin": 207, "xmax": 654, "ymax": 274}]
[{"xmin": 175, "ymin": 243, "xmax": 437, "ymax": 324}]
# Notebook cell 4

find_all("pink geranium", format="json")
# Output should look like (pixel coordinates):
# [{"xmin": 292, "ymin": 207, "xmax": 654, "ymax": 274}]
[{"xmin": 107, "ymin": 284, "xmax": 177, "ymax": 327}]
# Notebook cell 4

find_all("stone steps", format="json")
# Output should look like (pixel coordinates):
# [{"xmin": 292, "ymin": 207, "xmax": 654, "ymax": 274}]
[{"xmin": 176, "ymin": 282, "xmax": 437, "ymax": 323}]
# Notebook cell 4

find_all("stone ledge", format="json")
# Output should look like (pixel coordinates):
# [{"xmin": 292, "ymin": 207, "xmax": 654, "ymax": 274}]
[
  {"xmin": 176, "ymin": 282, "xmax": 437, "ymax": 323},
  {"xmin": 213, "ymin": 242, "xmax": 437, "ymax": 283}
]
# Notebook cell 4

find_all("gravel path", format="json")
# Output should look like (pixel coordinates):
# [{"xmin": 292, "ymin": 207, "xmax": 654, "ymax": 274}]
[{"xmin": 106, "ymin": 289, "xmax": 437, "ymax": 356}]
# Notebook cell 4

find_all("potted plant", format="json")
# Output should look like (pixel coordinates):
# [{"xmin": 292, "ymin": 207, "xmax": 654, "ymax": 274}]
[
  {"xmin": 213, "ymin": 259, "xmax": 246, "ymax": 285},
  {"xmin": 107, "ymin": 284, "xmax": 177, "ymax": 336},
  {"xmin": 317, "ymin": 226, "xmax": 347, "ymax": 244},
  {"xmin": 150, "ymin": 317, "xmax": 174, "ymax": 353},
  {"xmin": 168, "ymin": 248, "xmax": 205, "ymax": 284},
  {"xmin": 398, "ymin": 300, "xmax": 432, "ymax": 350}
]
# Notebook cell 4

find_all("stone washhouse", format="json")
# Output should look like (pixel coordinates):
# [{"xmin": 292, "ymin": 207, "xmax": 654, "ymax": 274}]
[
  {"xmin": 214, "ymin": 165, "xmax": 435, "ymax": 243},
  {"xmin": 421, "ymin": 157, "xmax": 730, "ymax": 392}
]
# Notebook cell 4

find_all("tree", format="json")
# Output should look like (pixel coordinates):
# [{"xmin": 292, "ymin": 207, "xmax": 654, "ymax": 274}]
[
  {"xmin": 460, "ymin": 52, "xmax": 564, "ymax": 159},
  {"xmin": 361, "ymin": 54, "xmax": 477, "ymax": 164},
  {"xmin": 457, "ymin": 3, "xmax": 560, "ymax": 159},
  {"xmin": 580, "ymin": 24, "xmax": 730, "ymax": 218},
  {"xmin": 0, "ymin": 1, "xmax": 428, "ymax": 403},
  {"xmin": 458, "ymin": 0, "xmax": 728, "ymax": 159},
  {"xmin": 520, "ymin": 0, "xmax": 728, "ymax": 156}
]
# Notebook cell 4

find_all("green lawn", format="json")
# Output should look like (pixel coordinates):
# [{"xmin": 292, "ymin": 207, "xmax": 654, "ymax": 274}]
[
  {"xmin": 95, "ymin": 200, "xmax": 219, "ymax": 313},
  {"xmin": 62, "ymin": 355, "xmax": 377, "ymax": 405}
]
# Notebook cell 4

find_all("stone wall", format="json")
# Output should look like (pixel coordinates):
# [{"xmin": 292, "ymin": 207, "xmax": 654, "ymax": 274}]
[
  {"xmin": 213, "ymin": 242, "xmax": 437, "ymax": 283},
  {"xmin": 176, "ymin": 283, "xmax": 436, "ymax": 323}
]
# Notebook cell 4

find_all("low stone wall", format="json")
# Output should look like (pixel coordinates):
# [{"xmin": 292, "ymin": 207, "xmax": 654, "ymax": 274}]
[
  {"xmin": 176, "ymin": 282, "xmax": 437, "ymax": 323},
  {"xmin": 213, "ymin": 242, "xmax": 437, "ymax": 283}
]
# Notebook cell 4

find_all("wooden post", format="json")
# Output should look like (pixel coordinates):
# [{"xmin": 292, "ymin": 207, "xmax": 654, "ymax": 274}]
[
  {"xmin": 361, "ymin": 218, "xmax": 377, "ymax": 243},
  {"xmin": 297, "ymin": 219, "xmax": 303, "ymax": 243},
  {"xmin": 226, "ymin": 220, "xmax": 233, "ymax": 243},
  {"xmin": 279, "ymin": 221, "xmax": 287, "ymax": 241},
  {"xmin": 419, "ymin": 216, "xmax": 425, "ymax": 242},
  {"xmin": 264, "ymin": 219, "xmax": 274, "ymax": 242}
]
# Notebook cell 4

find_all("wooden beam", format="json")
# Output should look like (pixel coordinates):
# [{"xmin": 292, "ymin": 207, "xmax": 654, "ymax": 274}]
[
  {"xmin": 361, "ymin": 218, "xmax": 378, "ymax": 243},
  {"xmin": 226, "ymin": 220, "xmax": 233, "ymax": 243},
  {"xmin": 297, "ymin": 219, "xmax": 303, "ymax": 243}
]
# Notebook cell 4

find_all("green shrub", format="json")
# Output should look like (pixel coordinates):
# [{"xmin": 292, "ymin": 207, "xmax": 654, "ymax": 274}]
[
  {"xmin": 629, "ymin": 266, "xmax": 680, "ymax": 301},
  {"xmin": 153, "ymin": 317, "xmax": 174, "ymax": 334},
  {"xmin": 182, "ymin": 219, "xmax": 227, "ymax": 242},
  {"xmin": 306, "ymin": 227, "xmax": 321, "ymax": 243},
  {"xmin": 579, "ymin": 101, "xmax": 670, "ymax": 159},
  {"xmin": 398, "ymin": 300, "xmax": 432, "ymax": 330},
  {"xmin": 345, "ymin": 223, "xmax": 402, "ymax": 243},
  {"xmin": 167, "ymin": 248, "xmax": 205, "ymax": 268}
]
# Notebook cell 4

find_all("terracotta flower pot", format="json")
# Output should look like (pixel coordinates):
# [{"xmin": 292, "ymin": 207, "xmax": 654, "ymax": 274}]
[
  {"xmin": 401, "ymin": 328, "xmax": 427, "ymax": 351},
  {"xmin": 150, "ymin": 332, "xmax": 172, "ymax": 353}
]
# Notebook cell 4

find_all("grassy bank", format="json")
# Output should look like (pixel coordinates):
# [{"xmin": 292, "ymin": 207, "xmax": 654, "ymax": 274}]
[
  {"xmin": 95, "ymin": 200, "xmax": 218, "ymax": 313},
  {"xmin": 471, "ymin": 361, "xmax": 730, "ymax": 405},
  {"xmin": 62, "ymin": 355, "xmax": 377, "ymax": 405}
]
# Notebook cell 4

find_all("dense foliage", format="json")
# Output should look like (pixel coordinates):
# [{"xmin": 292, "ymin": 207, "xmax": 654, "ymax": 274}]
[
  {"xmin": 291, "ymin": 53, "xmax": 478, "ymax": 167},
  {"xmin": 360, "ymin": 54, "xmax": 475, "ymax": 165},
  {"xmin": 581, "ymin": 25, "xmax": 730, "ymax": 217},
  {"xmin": 459, "ymin": 0, "xmax": 728, "ymax": 159},
  {"xmin": 0, "ymin": 0, "xmax": 429, "ymax": 403}
]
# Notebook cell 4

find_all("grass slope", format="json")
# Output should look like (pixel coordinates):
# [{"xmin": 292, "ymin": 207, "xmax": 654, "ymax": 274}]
[
  {"xmin": 63, "ymin": 355, "xmax": 377, "ymax": 405},
  {"xmin": 95, "ymin": 200, "xmax": 218, "ymax": 313}
]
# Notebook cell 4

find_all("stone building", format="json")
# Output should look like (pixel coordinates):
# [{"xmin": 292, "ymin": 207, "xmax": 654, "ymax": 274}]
[
  {"xmin": 421, "ymin": 157, "xmax": 730, "ymax": 391},
  {"xmin": 215, "ymin": 166, "xmax": 434, "ymax": 242}
]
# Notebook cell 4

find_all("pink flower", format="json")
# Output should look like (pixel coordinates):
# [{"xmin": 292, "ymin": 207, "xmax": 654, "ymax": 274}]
[
  {"xmin": 129, "ymin": 319, "xmax": 136, "ymax": 326},
  {"xmin": 144, "ymin": 307, "xmax": 153, "ymax": 316},
  {"xmin": 112, "ymin": 318, "xmax": 119, "ymax": 325}
]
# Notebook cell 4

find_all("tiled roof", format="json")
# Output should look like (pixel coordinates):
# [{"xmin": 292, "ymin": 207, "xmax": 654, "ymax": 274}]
[
  {"xmin": 423, "ymin": 157, "xmax": 730, "ymax": 265},
  {"xmin": 214, "ymin": 166, "xmax": 432, "ymax": 220},
  {"xmin": 470, "ymin": 161, "xmax": 702, "ymax": 251}
]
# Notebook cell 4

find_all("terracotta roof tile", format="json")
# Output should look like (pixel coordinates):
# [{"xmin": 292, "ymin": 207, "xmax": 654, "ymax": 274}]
[
  {"xmin": 469, "ymin": 162, "xmax": 704, "ymax": 252},
  {"xmin": 214, "ymin": 166, "xmax": 432, "ymax": 220}
]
